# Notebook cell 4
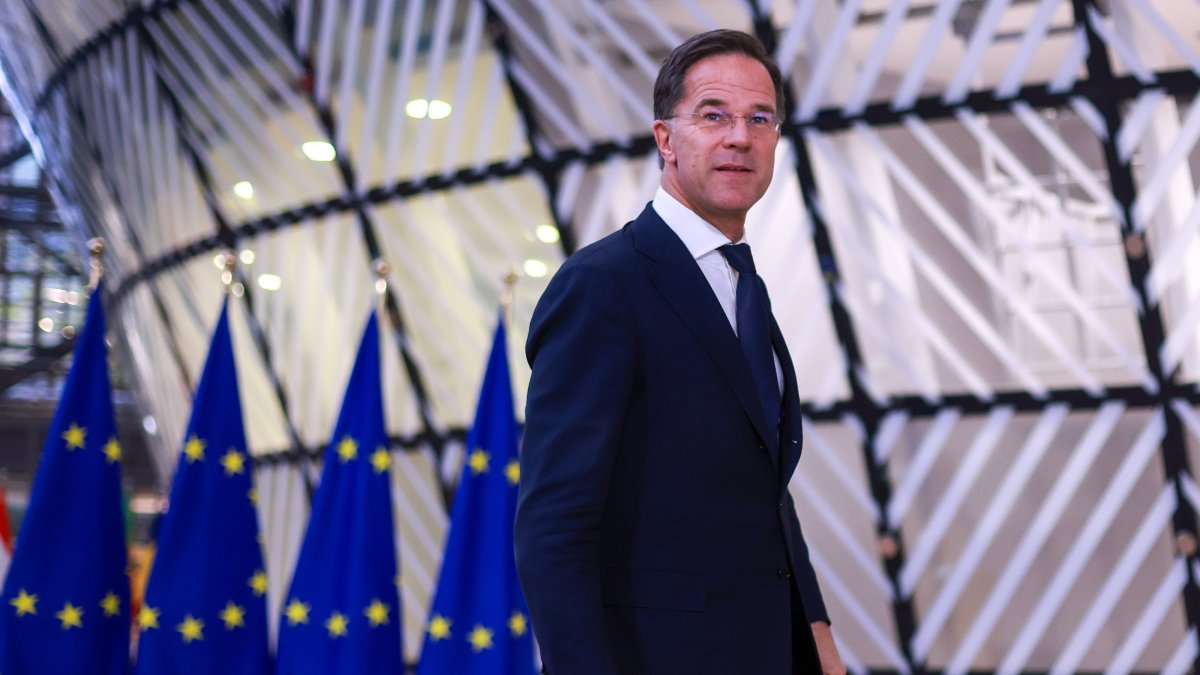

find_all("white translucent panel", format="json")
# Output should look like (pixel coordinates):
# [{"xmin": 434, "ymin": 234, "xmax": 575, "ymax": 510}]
[
  {"xmin": 370, "ymin": 174, "xmax": 560, "ymax": 427},
  {"xmin": 792, "ymin": 418, "xmax": 902, "ymax": 671}
]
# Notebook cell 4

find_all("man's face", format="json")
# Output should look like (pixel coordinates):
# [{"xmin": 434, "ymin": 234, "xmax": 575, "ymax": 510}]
[{"xmin": 653, "ymin": 53, "xmax": 780, "ymax": 236}]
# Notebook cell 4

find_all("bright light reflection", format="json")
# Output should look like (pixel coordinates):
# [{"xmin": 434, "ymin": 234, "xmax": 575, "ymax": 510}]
[
  {"xmin": 45, "ymin": 288, "xmax": 80, "ymax": 305},
  {"xmin": 301, "ymin": 141, "xmax": 336, "ymax": 162},
  {"xmin": 258, "ymin": 273, "xmax": 282, "ymax": 291},
  {"xmin": 240, "ymin": 249, "xmax": 256, "ymax": 265},
  {"xmin": 427, "ymin": 100, "xmax": 452, "ymax": 119},
  {"xmin": 536, "ymin": 225, "xmax": 561, "ymax": 244},
  {"xmin": 233, "ymin": 181, "xmax": 254, "ymax": 200},
  {"xmin": 37, "ymin": 317, "xmax": 54, "ymax": 332},
  {"xmin": 405, "ymin": 99, "xmax": 429, "ymax": 118},
  {"xmin": 212, "ymin": 253, "xmax": 226, "ymax": 269},
  {"xmin": 406, "ymin": 99, "xmax": 451, "ymax": 119},
  {"xmin": 523, "ymin": 259, "xmax": 549, "ymax": 278}
]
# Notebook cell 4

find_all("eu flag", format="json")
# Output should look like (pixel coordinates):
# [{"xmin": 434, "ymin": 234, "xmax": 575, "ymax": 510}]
[
  {"xmin": 0, "ymin": 284, "xmax": 130, "ymax": 674},
  {"xmin": 134, "ymin": 298, "xmax": 270, "ymax": 674},
  {"xmin": 276, "ymin": 311, "xmax": 402, "ymax": 674},
  {"xmin": 419, "ymin": 316, "xmax": 535, "ymax": 674}
]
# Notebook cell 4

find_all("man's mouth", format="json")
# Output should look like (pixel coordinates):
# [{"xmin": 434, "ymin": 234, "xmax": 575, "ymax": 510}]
[{"xmin": 716, "ymin": 165, "xmax": 752, "ymax": 172}]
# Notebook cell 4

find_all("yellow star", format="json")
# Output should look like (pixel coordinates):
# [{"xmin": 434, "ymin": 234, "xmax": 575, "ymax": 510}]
[
  {"xmin": 284, "ymin": 599, "xmax": 310, "ymax": 625},
  {"xmin": 138, "ymin": 606, "xmax": 160, "ymax": 631},
  {"xmin": 62, "ymin": 423, "xmax": 86, "ymax": 450},
  {"xmin": 183, "ymin": 435, "xmax": 206, "ymax": 463},
  {"xmin": 336, "ymin": 436, "xmax": 358, "ymax": 462},
  {"xmin": 99, "ymin": 592, "xmax": 120, "ymax": 617},
  {"xmin": 177, "ymin": 614, "xmax": 204, "ymax": 643},
  {"xmin": 103, "ymin": 438, "xmax": 122, "ymax": 463},
  {"xmin": 10, "ymin": 589, "xmax": 36, "ymax": 616},
  {"xmin": 505, "ymin": 459, "xmax": 520, "ymax": 486},
  {"xmin": 220, "ymin": 602, "xmax": 245, "ymax": 629},
  {"xmin": 468, "ymin": 448, "xmax": 490, "ymax": 475},
  {"xmin": 467, "ymin": 624, "xmax": 494, "ymax": 652},
  {"xmin": 508, "ymin": 611, "xmax": 527, "ymax": 637},
  {"xmin": 364, "ymin": 599, "xmax": 390, "ymax": 627},
  {"xmin": 427, "ymin": 614, "xmax": 451, "ymax": 641},
  {"xmin": 370, "ymin": 447, "xmax": 391, "ymax": 474},
  {"xmin": 55, "ymin": 602, "xmax": 83, "ymax": 630},
  {"xmin": 325, "ymin": 611, "xmax": 349, "ymax": 638},
  {"xmin": 220, "ymin": 449, "xmax": 245, "ymax": 476},
  {"xmin": 248, "ymin": 570, "xmax": 268, "ymax": 597},
  {"xmin": 247, "ymin": 488, "xmax": 259, "ymax": 505}
]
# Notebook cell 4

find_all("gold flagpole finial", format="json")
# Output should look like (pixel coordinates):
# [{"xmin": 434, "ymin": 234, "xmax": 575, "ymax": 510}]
[
  {"xmin": 501, "ymin": 267, "xmax": 518, "ymax": 328},
  {"xmin": 87, "ymin": 238, "xmax": 104, "ymax": 290},
  {"xmin": 373, "ymin": 258, "xmax": 389, "ymax": 313},
  {"xmin": 220, "ymin": 250, "xmax": 236, "ymax": 293}
]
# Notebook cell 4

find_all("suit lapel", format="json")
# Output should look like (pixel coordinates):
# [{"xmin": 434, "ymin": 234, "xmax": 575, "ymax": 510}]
[
  {"xmin": 631, "ymin": 205, "xmax": 779, "ymax": 458},
  {"xmin": 771, "ymin": 312, "xmax": 804, "ymax": 493}
]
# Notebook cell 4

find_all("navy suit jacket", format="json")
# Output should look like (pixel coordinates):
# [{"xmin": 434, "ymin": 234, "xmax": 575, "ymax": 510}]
[{"xmin": 515, "ymin": 204, "xmax": 827, "ymax": 674}]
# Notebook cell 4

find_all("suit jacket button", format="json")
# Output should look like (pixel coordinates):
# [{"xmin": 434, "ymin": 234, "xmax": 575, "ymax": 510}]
[{"xmin": 777, "ymin": 567, "xmax": 791, "ymax": 580}]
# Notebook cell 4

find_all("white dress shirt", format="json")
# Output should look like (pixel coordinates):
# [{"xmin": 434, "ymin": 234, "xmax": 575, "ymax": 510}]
[{"xmin": 652, "ymin": 187, "xmax": 784, "ymax": 395}]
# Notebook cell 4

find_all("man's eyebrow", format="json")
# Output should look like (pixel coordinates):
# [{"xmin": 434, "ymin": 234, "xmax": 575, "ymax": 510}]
[{"xmin": 693, "ymin": 97, "xmax": 776, "ymax": 114}]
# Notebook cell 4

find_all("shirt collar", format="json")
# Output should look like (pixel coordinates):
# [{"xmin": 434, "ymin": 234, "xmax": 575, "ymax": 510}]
[{"xmin": 652, "ymin": 187, "xmax": 743, "ymax": 260}]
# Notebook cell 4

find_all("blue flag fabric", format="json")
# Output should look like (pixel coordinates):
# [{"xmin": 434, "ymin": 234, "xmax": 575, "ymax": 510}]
[
  {"xmin": 276, "ymin": 311, "xmax": 403, "ymax": 675},
  {"xmin": 0, "ymin": 284, "xmax": 130, "ymax": 674},
  {"xmin": 419, "ymin": 316, "xmax": 535, "ymax": 674},
  {"xmin": 134, "ymin": 299, "xmax": 270, "ymax": 674}
]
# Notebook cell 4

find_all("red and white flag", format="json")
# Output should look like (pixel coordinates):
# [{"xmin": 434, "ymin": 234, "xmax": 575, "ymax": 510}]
[{"xmin": 0, "ymin": 484, "xmax": 13, "ymax": 583}]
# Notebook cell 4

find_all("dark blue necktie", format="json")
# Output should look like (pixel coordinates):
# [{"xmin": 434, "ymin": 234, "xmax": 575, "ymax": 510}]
[{"xmin": 719, "ymin": 243, "xmax": 781, "ymax": 429}]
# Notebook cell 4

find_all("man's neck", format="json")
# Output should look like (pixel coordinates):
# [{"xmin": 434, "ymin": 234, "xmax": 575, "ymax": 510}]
[{"xmin": 659, "ymin": 182, "xmax": 745, "ymax": 242}]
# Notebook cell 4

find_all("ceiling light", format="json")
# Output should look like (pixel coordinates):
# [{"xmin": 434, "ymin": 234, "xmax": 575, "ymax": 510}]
[
  {"xmin": 301, "ymin": 141, "xmax": 336, "ymax": 162},
  {"xmin": 239, "ymin": 249, "xmax": 256, "ymax": 265},
  {"xmin": 523, "ymin": 259, "xmax": 549, "ymax": 278},
  {"xmin": 213, "ymin": 253, "xmax": 226, "ymax": 269},
  {"xmin": 38, "ymin": 317, "xmax": 54, "ymax": 332},
  {"xmin": 233, "ymin": 180, "xmax": 254, "ymax": 200},
  {"xmin": 406, "ymin": 98, "xmax": 452, "ymax": 119},
  {"xmin": 257, "ymin": 273, "xmax": 282, "ymax": 291},
  {"xmin": 427, "ymin": 99, "xmax": 452, "ymax": 119},
  {"xmin": 405, "ymin": 99, "xmax": 429, "ymax": 119},
  {"xmin": 536, "ymin": 225, "xmax": 561, "ymax": 244}
]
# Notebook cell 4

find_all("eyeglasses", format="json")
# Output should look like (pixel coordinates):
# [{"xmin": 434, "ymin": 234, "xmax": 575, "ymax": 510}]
[{"xmin": 667, "ymin": 110, "xmax": 783, "ymax": 134}]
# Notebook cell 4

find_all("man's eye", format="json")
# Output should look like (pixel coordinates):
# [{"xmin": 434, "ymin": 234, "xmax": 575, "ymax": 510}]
[
  {"xmin": 749, "ymin": 114, "xmax": 772, "ymax": 126},
  {"xmin": 703, "ymin": 111, "xmax": 726, "ymax": 123}
]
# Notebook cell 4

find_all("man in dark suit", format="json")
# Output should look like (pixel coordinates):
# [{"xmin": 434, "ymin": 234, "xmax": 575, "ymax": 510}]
[{"xmin": 514, "ymin": 29, "xmax": 845, "ymax": 674}]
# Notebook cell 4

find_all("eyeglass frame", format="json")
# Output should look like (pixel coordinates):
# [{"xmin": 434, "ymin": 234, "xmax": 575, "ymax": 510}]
[{"xmin": 664, "ymin": 109, "xmax": 783, "ymax": 134}]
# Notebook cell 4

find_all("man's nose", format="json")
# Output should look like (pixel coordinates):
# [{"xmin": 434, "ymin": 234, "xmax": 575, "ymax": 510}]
[{"xmin": 723, "ymin": 117, "xmax": 754, "ymax": 146}]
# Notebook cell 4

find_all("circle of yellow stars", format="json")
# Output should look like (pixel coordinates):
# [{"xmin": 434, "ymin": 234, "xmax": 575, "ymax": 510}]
[
  {"xmin": 426, "ymin": 611, "xmax": 527, "ymax": 652},
  {"xmin": 335, "ymin": 436, "xmax": 391, "ymax": 474},
  {"xmin": 283, "ymin": 597, "xmax": 394, "ymax": 638},
  {"xmin": 135, "ymin": 572, "xmax": 267, "ymax": 642},
  {"xmin": 466, "ymin": 448, "xmax": 520, "ymax": 486},
  {"xmin": 9, "ymin": 589, "xmax": 130, "ymax": 631},
  {"xmin": 58, "ymin": 422, "xmax": 121, "ymax": 463}
]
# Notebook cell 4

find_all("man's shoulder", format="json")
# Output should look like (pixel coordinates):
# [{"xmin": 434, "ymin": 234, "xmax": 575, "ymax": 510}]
[{"xmin": 559, "ymin": 204, "xmax": 660, "ymax": 273}]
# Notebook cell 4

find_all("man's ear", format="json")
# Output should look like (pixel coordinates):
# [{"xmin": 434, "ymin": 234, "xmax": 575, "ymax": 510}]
[{"xmin": 652, "ymin": 119, "xmax": 675, "ymax": 165}]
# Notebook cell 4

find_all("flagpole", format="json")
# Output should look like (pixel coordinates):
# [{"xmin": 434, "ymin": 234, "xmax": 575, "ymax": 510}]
[
  {"xmin": 373, "ymin": 258, "xmax": 389, "ymax": 316},
  {"xmin": 87, "ymin": 237, "xmax": 104, "ymax": 290},
  {"xmin": 501, "ymin": 267, "xmax": 517, "ymax": 331}
]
